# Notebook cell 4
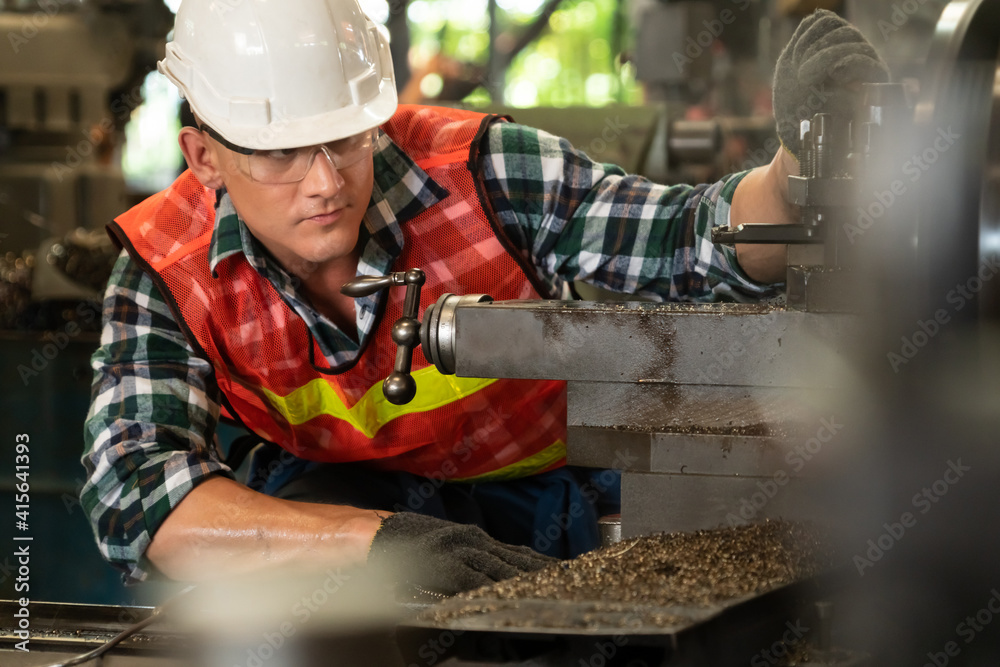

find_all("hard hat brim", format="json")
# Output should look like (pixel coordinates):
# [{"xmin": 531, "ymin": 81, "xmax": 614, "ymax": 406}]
[{"xmin": 192, "ymin": 85, "xmax": 398, "ymax": 152}]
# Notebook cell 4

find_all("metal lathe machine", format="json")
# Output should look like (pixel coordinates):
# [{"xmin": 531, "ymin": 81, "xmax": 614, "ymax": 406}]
[{"xmin": 4, "ymin": 0, "xmax": 1000, "ymax": 665}]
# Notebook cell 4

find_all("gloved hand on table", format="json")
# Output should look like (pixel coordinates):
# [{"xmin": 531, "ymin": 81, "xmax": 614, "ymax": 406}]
[
  {"xmin": 773, "ymin": 9, "xmax": 890, "ymax": 160},
  {"xmin": 367, "ymin": 512, "xmax": 557, "ymax": 596}
]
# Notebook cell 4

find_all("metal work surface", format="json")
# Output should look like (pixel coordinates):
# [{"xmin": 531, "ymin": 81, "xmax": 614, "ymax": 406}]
[
  {"xmin": 0, "ymin": 600, "xmax": 185, "ymax": 666},
  {"xmin": 566, "ymin": 381, "xmax": 825, "ymax": 436},
  {"xmin": 0, "ymin": 596, "xmax": 410, "ymax": 667},
  {"xmin": 399, "ymin": 585, "xmax": 824, "ymax": 667},
  {"xmin": 621, "ymin": 472, "xmax": 820, "ymax": 537},
  {"xmin": 564, "ymin": 381, "xmax": 831, "ymax": 475},
  {"xmin": 786, "ymin": 267, "xmax": 861, "ymax": 313},
  {"xmin": 451, "ymin": 300, "xmax": 857, "ymax": 387},
  {"xmin": 0, "ymin": 651, "xmax": 180, "ymax": 666},
  {"xmin": 567, "ymin": 426, "xmax": 803, "ymax": 476},
  {"xmin": 399, "ymin": 523, "xmax": 842, "ymax": 665},
  {"xmin": 441, "ymin": 300, "xmax": 854, "ymax": 536}
]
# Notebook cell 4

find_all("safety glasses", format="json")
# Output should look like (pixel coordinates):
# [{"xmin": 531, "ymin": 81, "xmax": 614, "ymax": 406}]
[{"xmin": 200, "ymin": 125, "xmax": 377, "ymax": 184}]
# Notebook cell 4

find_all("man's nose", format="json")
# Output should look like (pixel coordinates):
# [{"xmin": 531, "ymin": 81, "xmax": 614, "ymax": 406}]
[{"xmin": 300, "ymin": 146, "xmax": 345, "ymax": 195}]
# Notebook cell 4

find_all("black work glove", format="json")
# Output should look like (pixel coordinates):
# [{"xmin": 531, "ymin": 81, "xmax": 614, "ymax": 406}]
[
  {"xmin": 368, "ymin": 512, "xmax": 557, "ymax": 596},
  {"xmin": 773, "ymin": 9, "xmax": 890, "ymax": 160}
]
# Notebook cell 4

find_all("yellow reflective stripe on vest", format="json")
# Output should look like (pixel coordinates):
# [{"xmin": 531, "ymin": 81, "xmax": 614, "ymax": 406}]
[
  {"xmin": 451, "ymin": 440, "xmax": 567, "ymax": 483},
  {"xmin": 261, "ymin": 366, "xmax": 497, "ymax": 438}
]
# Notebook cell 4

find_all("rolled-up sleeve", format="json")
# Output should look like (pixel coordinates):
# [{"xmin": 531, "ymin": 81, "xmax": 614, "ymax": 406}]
[{"xmin": 480, "ymin": 121, "xmax": 778, "ymax": 302}]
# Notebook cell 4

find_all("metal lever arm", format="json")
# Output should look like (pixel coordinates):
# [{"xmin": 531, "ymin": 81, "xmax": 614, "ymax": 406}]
[
  {"xmin": 341, "ymin": 273, "xmax": 406, "ymax": 297},
  {"xmin": 340, "ymin": 269, "xmax": 425, "ymax": 405},
  {"xmin": 712, "ymin": 223, "xmax": 824, "ymax": 245}
]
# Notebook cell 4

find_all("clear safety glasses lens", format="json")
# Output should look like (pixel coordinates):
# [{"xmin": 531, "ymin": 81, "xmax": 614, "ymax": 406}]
[{"xmin": 245, "ymin": 129, "xmax": 377, "ymax": 184}]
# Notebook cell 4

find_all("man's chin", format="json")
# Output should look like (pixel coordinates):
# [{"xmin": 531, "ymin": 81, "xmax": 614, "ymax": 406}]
[{"xmin": 292, "ymin": 241, "xmax": 357, "ymax": 269}]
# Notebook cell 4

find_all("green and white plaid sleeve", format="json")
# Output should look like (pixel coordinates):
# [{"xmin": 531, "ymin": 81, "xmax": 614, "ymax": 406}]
[
  {"xmin": 81, "ymin": 249, "xmax": 233, "ymax": 585},
  {"xmin": 480, "ymin": 122, "xmax": 778, "ymax": 302}
]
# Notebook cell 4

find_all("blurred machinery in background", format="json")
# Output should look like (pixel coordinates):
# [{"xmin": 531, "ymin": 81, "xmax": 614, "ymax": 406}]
[
  {"xmin": 0, "ymin": 0, "xmax": 173, "ymax": 606},
  {"xmin": 632, "ymin": 1, "xmax": 719, "ymax": 104},
  {"xmin": 0, "ymin": 0, "xmax": 172, "ymax": 328},
  {"xmin": 845, "ymin": 0, "xmax": 950, "ymax": 82},
  {"xmin": 631, "ymin": 0, "xmax": 771, "ymax": 113},
  {"xmin": 0, "ymin": 0, "xmax": 171, "ymax": 257},
  {"xmin": 482, "ymin": 104, "xmax": 728, "ymax": 185},
  {"xmin": 628, "ymin": 0, "xmax": 788, "ymax": 186}
]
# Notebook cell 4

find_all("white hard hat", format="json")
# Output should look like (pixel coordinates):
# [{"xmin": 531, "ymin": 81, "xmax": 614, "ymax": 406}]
[{"xmin": 159, "ymin": 0, "xmax": 397, "ymax": 150}]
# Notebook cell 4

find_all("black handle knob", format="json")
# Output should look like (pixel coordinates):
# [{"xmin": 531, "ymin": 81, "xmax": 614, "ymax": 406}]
[
  {"xmin": 340, "ymin": 269, "xmax": 426, "ymax": 405},
  {"xmin": 383, "ymin": 371, "xmax": 417, "ymax": 405}
]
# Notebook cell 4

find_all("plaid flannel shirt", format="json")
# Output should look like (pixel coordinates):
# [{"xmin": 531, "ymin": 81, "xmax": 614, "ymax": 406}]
[{"xmin": 81, "ymin": 121, "xmax": 774, "ymax": 584}]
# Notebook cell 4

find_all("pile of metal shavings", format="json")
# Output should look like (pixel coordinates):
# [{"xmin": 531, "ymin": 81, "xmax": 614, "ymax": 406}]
[{"xmin": 423, "ymin": 521, "xmax": 834, "ymax": 630}]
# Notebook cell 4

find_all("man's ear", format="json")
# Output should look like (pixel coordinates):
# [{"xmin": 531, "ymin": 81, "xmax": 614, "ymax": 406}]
[{"xmin": 178, "ymin": 127, "xmax": 225, "ymax": 189}]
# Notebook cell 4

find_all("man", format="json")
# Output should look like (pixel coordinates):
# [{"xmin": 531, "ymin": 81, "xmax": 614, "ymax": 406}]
[{"xmin": 81, "ymin": 2, "xmax": 886, "ymax": 595}]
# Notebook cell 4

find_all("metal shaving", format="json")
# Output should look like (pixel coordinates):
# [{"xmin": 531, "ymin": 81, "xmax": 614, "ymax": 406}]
[{"xmin": 424, "ymin": 521, "xmax": 833, "ymax": 629}]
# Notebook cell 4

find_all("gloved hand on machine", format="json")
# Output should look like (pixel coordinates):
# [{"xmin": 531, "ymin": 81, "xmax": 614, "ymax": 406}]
[
  {"xmin": 773, "ymin": 8, "xmax": 890, "ymax": 161},
  {"xmin": 367, "ymin": 512, "xmax": 557, "ymax": 597}
]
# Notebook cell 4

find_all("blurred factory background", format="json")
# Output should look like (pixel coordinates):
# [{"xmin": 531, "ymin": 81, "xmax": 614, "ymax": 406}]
[{"xmin": 3, "ymin": 0, "xmax": 1000, "ymax": 664}]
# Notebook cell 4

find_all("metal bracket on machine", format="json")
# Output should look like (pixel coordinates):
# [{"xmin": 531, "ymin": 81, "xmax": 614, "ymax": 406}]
[
  {"xmin": 712, "ymin": 83, "xmax": 912, "ymax": 312},
  {"xmin": 340, "ymin": 270, "xmax": 491, "ymax": 404}
]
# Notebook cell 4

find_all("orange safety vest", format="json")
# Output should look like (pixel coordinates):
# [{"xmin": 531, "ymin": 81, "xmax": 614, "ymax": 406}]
[{"xmin": 109, "ymin": 105, "xmax": 567, "ymax": 482}]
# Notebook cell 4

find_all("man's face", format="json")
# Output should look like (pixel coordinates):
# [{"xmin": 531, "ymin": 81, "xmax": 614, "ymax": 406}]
[{"xmin": 209, "ymin": 138, "xmax": 375, "ymax": 276}]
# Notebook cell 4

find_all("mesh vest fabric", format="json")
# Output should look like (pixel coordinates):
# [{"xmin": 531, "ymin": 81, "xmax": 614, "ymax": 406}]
[{"xmin": 109, "ymin": 105, "xmax": 568, "ymax": 482}]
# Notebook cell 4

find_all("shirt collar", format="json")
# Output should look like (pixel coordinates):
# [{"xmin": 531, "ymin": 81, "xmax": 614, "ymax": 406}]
[{"xmin": 207, "ymin": 131, "xmax": 450, "ymax": 276}]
